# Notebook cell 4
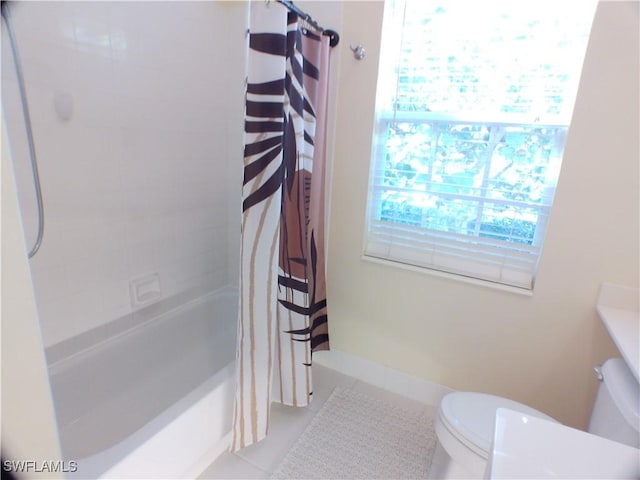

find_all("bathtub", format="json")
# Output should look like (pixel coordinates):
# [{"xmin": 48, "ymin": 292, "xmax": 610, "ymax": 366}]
[{"xmin": 47, "ymin": 287, "xmax": 238, "ymax": 479}]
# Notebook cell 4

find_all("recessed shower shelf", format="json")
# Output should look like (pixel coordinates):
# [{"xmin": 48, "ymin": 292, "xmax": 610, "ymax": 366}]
[{"xmin": 130, "ymin": 273, "xmax": 162, "ymax": 309}]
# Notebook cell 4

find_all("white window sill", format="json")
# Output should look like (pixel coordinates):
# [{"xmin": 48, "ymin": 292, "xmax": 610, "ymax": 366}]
[{"xmin": 360, "ymin": 255, "xmax": 535, "ymax": 297}]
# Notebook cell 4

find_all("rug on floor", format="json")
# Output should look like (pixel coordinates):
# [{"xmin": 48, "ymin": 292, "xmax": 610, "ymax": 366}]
[{"xmin": 270, "ymin": 386, "xmax": 437, "ymax": 480}]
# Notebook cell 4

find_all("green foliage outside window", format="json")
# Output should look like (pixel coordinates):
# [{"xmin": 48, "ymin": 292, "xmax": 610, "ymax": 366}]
[
  {"xmin": 378, "ymin": 122, "xmax": 563, "ymax": 245},
  {"xmin": 374, "ymin": 0, "xmax": 593, "ymax": 246}
]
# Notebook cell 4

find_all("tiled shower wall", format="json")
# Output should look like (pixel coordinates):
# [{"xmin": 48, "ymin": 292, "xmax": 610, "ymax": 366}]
[{"xmin": 2, "ymin": 1, "xmax": 248, "ymax": 347}]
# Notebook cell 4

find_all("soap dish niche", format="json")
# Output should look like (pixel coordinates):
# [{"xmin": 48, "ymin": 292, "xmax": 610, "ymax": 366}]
[{"xmin": 130, "ymin": 273, "xmax": 162, "ymax": 309}]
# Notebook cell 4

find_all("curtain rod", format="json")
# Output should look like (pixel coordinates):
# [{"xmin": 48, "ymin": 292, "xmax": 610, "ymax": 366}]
[{"xmin": 275, "ymin": 0, "xmax": 340, "ymax": 47}]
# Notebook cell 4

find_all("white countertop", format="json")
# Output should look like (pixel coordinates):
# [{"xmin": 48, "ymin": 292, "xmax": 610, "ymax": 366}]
[
  {"xmin": 596, "ymin": 284, "xmax": 639, "ymax": 383},
  {"xmin": 597, "ymin": 305, "xmax": 640, "ymax": 382}
]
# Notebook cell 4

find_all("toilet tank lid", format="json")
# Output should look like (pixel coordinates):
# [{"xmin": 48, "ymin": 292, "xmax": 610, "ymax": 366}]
[{"xmin": 602, "ymin": 358, "xmax": 640, "ymax": 431}]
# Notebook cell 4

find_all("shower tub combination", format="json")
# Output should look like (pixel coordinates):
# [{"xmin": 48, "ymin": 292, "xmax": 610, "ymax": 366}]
[
  {"xmin": 47, "ymin": 288, "xmax": 238, "ymax": 479},
  {"xmin": 2, "ymin": 0, "xmax": 245, "ymax": 476}
]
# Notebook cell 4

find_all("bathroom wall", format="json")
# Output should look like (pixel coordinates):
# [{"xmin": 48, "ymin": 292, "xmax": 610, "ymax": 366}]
[
  {"xmin": 2, "ymin": 124, "xmax": 62, "ymax": 477},
  {"xmin": 2, "ymin": 2, "xmax": 248, "ymax": 348},
  {"xmin": 327, "ymin": 0, "xmax": 638, "ymax": 429}
]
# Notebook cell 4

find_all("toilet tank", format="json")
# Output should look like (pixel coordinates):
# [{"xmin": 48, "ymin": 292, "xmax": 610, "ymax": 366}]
[{"xmin": 588, "ymin": 357, "xmax": 640, "ymax": 448}]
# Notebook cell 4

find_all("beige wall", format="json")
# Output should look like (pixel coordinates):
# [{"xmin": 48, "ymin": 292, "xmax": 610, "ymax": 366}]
[
  {"xmin": 1, "ymin": 123, "xmax": 62, "ymax": 477},
  {"xmin": 326, "ymin": 0, "xmax": 639, "ymax": 429}
]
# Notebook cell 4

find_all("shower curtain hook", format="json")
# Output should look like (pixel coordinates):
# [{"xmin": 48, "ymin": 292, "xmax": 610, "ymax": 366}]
[{"xmin": 350, "ymin": 44, "xmax": 366, "ymax": 60}]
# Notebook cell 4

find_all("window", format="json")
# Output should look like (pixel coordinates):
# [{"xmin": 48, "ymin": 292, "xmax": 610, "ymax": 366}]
[{"xmin": 365, "ymin": 0, "xmax": 596, "ymax": 290}]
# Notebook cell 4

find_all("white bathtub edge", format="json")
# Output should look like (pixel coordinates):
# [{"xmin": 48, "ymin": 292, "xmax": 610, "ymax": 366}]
[
  {"xmin": 182, "ymin": 430, "xmax": 232, "ymax": 479},
  {"xmin": 99, "ymin": 362, "xmax": 236, "ymax": 480}
]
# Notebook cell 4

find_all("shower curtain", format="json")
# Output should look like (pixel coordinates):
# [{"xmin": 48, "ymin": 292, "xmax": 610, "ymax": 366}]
[{"xmin": 231, "ymin": 3, "xmax": 331, "ymax": 451}]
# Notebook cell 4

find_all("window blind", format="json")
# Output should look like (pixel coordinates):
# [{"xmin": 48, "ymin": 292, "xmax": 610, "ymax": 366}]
[{"xmin": 364, "ymin": 0, "xmax": 596, "ymax": 290}]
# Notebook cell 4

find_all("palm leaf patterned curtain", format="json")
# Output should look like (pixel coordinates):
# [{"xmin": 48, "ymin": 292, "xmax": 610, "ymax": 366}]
[{"xmin": 231, "ymin": 2, "xmax": 331, "ymax": 451}]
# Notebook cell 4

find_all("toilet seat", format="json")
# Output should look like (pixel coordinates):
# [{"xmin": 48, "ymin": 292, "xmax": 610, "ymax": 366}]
[{"xmin": 438, "ymin": 392, "xmax": 558, "ymax": 458}]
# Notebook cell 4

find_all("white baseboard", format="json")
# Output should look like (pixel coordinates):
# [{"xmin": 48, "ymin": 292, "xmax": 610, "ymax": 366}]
[{"xmin": 314, "ymin": 349, "xmax": 454, "ymax": 407}]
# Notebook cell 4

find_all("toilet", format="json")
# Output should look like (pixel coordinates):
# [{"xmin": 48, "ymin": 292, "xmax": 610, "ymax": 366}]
[
  {"xmin": 431, "ymin": 392, "xmax": 558, "ymax": 479},
  {"xmin": 431, "ymin": 357, "xmax": 640, "ymax": 480}
]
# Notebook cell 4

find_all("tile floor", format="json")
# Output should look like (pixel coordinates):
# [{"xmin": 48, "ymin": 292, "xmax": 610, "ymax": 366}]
[{"xmin": 198, "ymin": 364, "xmax": 440, "ymax": 479}]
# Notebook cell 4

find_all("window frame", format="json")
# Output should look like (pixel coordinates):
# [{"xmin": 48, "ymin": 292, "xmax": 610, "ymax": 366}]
[
  {"xmin": 365, "ymin": 110, "xmax": 567, "ymax": 291},
  {"xmin": 362, "ymin": 0, "xmax": 593, "ymax": 291}
]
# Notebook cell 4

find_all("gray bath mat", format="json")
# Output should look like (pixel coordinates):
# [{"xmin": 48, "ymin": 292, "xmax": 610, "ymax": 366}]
[{"xmin": 271, "ymin": 386, "xmax": 437, "ymax": 479}]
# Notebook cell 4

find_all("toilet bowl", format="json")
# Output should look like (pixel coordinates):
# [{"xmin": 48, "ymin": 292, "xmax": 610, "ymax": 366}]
[{"xmin": 431, "ymin": 392, "xmax": 558, "ymax": 479}]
